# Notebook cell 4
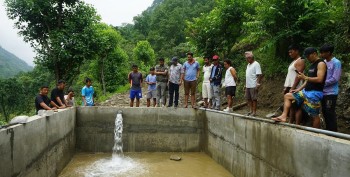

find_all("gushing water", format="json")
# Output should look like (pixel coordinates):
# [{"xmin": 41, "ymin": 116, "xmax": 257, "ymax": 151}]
[
  {"xmin": 112, "ymin": 110, "xmax": 123, "ymax": 157},
  {"xmin": 78, "ymin": 111, "xmax": 147, "ymax": 177}
]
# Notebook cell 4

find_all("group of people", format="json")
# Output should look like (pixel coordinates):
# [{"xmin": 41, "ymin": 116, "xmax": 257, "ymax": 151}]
[
  {"xmin": 127, "ymin": 51, "xmax": 263, "ymax": 117},
  {"xmin": 35, "ymin": 78, "xmax": 95, "ymax": 113},
  {"xmin": 35, "ymin": 43, "xmax": 341, "ymax": 132},
  {"xmin": 272, "ymin": 44, "xmax": 341, "ymax": 131}
]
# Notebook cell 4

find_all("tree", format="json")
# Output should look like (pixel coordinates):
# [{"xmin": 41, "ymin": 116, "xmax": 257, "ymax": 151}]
[
  {"xmin": 92, "ymin": 24, "xmax": 123, "ymax": 95},
  {"xmin": 5, "ymin": 0, "xmax": 101, "ymax": 82},
  {"xmin": 133, "ymin": 40, "xmax": 155, "ymax": 67},
  {"xmin": 186, "ymin": 0, "xmax": 248, "ymax": 57}
]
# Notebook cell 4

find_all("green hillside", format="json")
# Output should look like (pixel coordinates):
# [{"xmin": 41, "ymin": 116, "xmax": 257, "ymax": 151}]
[{"xmin": 0, "ymin": 46, "xmax": 33, "ymax": 78}]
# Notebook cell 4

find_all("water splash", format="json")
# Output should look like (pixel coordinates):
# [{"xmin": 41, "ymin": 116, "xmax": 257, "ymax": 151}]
[{"xmin": 78, "ymin": 111, "xmax": 148, "ymax": 177}]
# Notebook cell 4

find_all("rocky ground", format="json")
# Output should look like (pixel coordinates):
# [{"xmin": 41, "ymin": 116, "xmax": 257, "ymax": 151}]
[{"xmin": 98, "ymin": 76, "xmax": 350, "ymax": 134}]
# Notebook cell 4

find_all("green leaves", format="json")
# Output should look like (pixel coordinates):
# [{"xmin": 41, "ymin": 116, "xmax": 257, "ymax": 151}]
[{"xmin": 133, "ymin": 40, "xmax": 156, "ymax": 67}]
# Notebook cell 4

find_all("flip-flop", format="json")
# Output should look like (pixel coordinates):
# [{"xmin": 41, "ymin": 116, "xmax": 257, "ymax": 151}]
[{"xmin": 271, "ymin": 117, "xmax": 287, "ymax": 122}]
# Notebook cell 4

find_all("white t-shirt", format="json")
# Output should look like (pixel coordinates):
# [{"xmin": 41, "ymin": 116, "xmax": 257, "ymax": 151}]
[
  {"xmin": 284, "ymin": 58, "xmax": 302, "ymax": 88},
  {"xmin": 225, "ymin": 67, "xmax": 236, "ymax": 87},
  {"xmin": 64, "ymin": 95, "xmax": 75, "ymax": 106},
  {"xmin": 245, "ymin": 61, "xmax": 262, "ymax": 88},
  {"xmin": 203, "ymin": 64, "xmax": 213, "ymax": 83}
]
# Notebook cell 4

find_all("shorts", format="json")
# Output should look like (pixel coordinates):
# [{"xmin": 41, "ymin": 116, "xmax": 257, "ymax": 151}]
[
  {"xmin": 130, "ymin": 89, "xmax": 142, "ymax": 99},
  {"xmin": 146, "ymin": 90, "xmax": 157, "ymax": 99},
  {"xmin": 245, "ymin": 88, "xmax": 258, "ymax": 100},
  {"xmin": 284, "ymin": 87, "xmax": 291, "ymax": 94},
  {"xmin": 225, "ymin": 86, "xmax": 236, "ymax": 97},
  {"xmin": 184, "ymin": 80, "xmax": 197, "ymax": 95},
  {"xmin": 293, "ymin": 90, "xmax": 323, "ymax": 117},
  {"xmin": 202, "ymin": 82, "xmax": 212, "ymax": 99}
]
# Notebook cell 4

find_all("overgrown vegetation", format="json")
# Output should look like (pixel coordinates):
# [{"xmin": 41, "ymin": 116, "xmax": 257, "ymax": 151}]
[{"xmin": 0, "ymin": 0, "xmax": 349, "ymax": 124}]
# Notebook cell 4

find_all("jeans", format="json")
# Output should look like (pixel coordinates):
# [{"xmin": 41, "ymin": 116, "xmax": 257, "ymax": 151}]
[
  {"xmin": 168, "ymin": 82, "xmax": 180, "ymax": 106},
  {"xmin": 156, "ymin": 82, "xmax": 167, "ymax": 105},
  {"xmin": 211, "ymin": 85, "xmax": 221, "ymax": 110},
  {"xmin": 321, "ymin": 95, "xmax": 338, "ymax": 131}
]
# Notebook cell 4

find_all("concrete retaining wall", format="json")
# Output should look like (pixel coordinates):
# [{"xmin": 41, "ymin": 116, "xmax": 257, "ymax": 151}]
[
  {"xmin": 0, "ymin": 108, "xmax": 76, "ymax": 177},
  {"xmin": 76, "ymin": 107, "xmax": 205, "ymax": 152},
  {"xmin": 204, "ymin": 111, "xmax": 350, "ymax": 177},
  {"xmin": 1, "ymin": 106, "xmax": 350, "ymax": 177}
]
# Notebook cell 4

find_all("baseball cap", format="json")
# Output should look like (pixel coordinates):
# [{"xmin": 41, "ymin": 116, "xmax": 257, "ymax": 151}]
[
  {"xmin": 212, "ymin": 55, "xmax": 219, "ymax": 60},
  {"xmin": 304, "ymin": 47, "xmax": 317, "ymax": 57}
]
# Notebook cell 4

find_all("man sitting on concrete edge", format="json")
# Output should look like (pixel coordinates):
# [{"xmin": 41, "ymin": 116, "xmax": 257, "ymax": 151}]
[{"xmin": 272, "ymin": 47, "xmax": 327, "ymax": 129}]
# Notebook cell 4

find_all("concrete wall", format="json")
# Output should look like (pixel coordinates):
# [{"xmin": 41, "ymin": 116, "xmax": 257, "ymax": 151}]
[
  {"xmin": 76, "ymin": 107, "xmax": 205, "ymax": 152},
  {"xmin": 0, "ymin": 108, "xmax": 76, "ymax": 177},
  {"xmin": 1, "ymin": 106, "xmax": 350, "ymax": 177},
  {"xmin": 204, "ymin": 111, "xmax": 350, "ymax": 177}
]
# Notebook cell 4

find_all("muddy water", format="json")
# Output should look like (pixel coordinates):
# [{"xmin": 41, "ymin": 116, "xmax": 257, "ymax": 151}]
[{"xmin": 59, "ymin": 152, "xmax": 234, "ymax": 177}]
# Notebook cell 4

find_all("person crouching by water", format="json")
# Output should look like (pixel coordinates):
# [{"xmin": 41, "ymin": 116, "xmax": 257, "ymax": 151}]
[
  {"xmin": 128, "ymin": 64, "xmax": 143, "ymax": 107},
  {"xmin": 82, "ymin": 78, "xmax": 95, "ymax": 106},
  {"xmin": 272, "ymin": 47, "xmax": 327, "ymax": 129},
  {"xmin": 223, "ymin": 59, "xmax": 238, "ymax": 113},
  {"xmin": 35, "ymin": 85, "xmax": 61, "ymax": 114}
]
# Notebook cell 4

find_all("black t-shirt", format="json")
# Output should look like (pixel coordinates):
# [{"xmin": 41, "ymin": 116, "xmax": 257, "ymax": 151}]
[
  {"xmin": 35, "ymin": 94, "xmax": 51, "ymax": 113},
  {"xmin": 51, "ymin": 87, "xmax": 65, "ymax": 106},
  {"xmin": 305, "ymin": 59, "xmax": 327, "ymax": 91}
]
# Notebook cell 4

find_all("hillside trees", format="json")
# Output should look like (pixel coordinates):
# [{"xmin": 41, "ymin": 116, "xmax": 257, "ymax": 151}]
[
  {"xmin": 92, "ymin": 24, "xmax": 124, "ymax": 95},
  {"xmin": 133, "ymin": 40, "xmax": 156, "ymax": 67},
  {"xmin": 132, "ymin": 0, "xmax": 215, "ymax": 57},
  {"xmin": 5, "ymin": 0, "xmax": 101, "ymax": 82},
  {"xmin": 187, "ymin": 0, "xmax": 250, "ymax": 58}
]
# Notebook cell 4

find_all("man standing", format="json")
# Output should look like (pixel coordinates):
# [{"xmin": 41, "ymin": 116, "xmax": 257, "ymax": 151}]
[
  {"xmin": 182, "ymin": 52, "xmax": 200, "ymax": 108},
  {"xmin": 82, "ymin": 78, "xmax": 95, "ymax": 106},
  {"xmin": 155, "ymin": 58, "xmax": 168, "ymax": 107},
  {"xmin": 285, "ymin": 45, "xmax": 305, "ymax": 124},
  {"xmin": 244, "ymin": 51, "xmax": 262, "ymax": 116},
  {"xmin": 273, "ymin": 47, "xmax": 327, "ymax": 129},
  {"xmin": 209, "ymin": 55, "xmax": 223, "ymax": 110},
  {"xmin": 51, "ymin": 80, "xmax": 68, "ymax": 108},
  {"xmin": 168, "ymin": 57, "xmax": 182, "ymax": 108},
  {"xmin": 128, "ymin": 65, "xmax": 143, "ymax": 107},
  {"xmin": 320, "ymin": 44, "xmax": 342, "ymax": 131},
  {"xmin": 202, "ymin": 56, "xmax": 213, "ymax": 108},
  {"xmin": 272, "ymin": 45, "xmax": 305, "ymax": 123},
  {"xmin": 145, "ymin": 67, "xmax": 157, "ymax": 107},
  {"xmin": 223, "ymin": 59, "xmax": 238, "ymax": 112},
  {"xmin": 35, "ymin": 85, "xmax": 60, "ymax": 114}
]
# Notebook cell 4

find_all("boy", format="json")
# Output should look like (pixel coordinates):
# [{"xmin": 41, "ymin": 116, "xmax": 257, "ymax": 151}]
[
  {"xmin": 82, "ymin": 78, "xmax": 95, "ymax": 106},
  {"xmin": 128, "ymin": 65, "xmax": 143, "ymax": 107},
  {"xmin": 64, "ymin": 87, "xmax": 75, "ymax": 107},
  {"xmin": 146, "ymin": 67, "xmax": 157, "ymax": 107}
]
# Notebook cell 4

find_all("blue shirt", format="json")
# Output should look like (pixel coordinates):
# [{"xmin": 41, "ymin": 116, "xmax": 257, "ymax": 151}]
[
  {"xmin": 81, "ymin": 86, "xmax": 94, "ymax": 106},
  {"xmin": 323, "ymin": 57, "xmax": 342, "ymax": 95},
  {"xmin": 210, "ymin": 65, "xmax": 217, "ymax": 79},
  {"xmin": 146, "ymin": 74, "xmax": 157, "ymax": 91},
  {"xmin": 182, "ymin": 61, "xmax": 200, "ymax": 81}
]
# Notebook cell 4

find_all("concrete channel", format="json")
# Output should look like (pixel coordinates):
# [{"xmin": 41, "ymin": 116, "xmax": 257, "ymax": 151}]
[{"xmin": 0, "ymin": 107, "xmax": 350, "ymax": 177}]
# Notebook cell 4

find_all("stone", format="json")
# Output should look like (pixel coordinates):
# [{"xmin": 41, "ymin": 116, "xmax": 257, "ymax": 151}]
[{"xmin": 170, "ymin": 155, "xmax": 182, "ymax": 161}]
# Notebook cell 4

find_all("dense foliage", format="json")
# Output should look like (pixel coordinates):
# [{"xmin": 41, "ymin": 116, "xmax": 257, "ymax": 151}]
[{"xmin": 1, "ymin": 0, "xmax": 349, "ymax": 124}]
